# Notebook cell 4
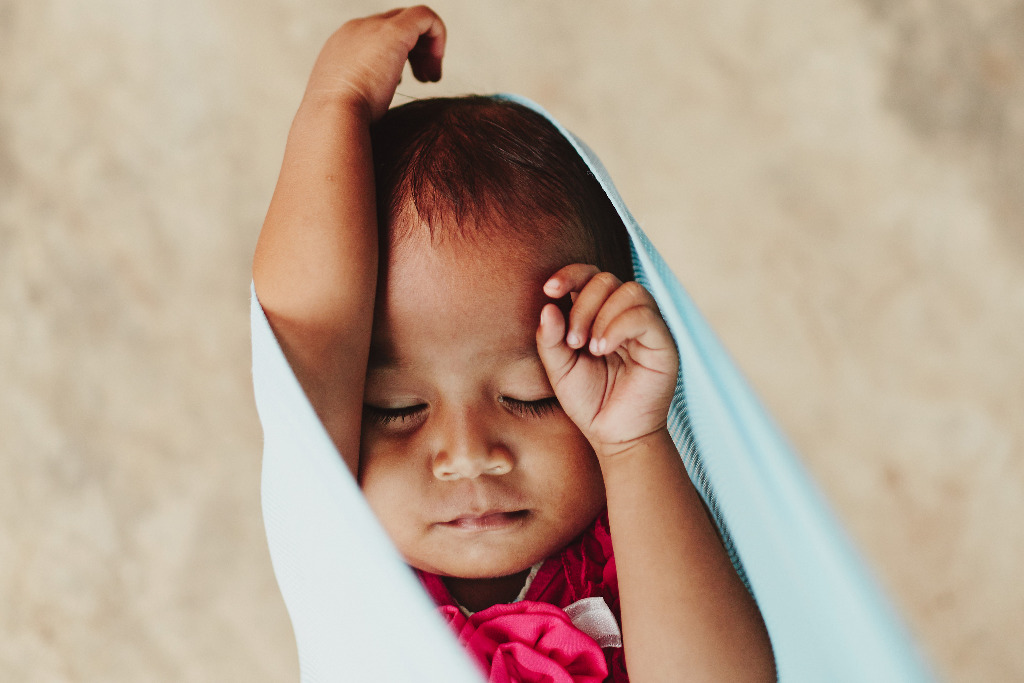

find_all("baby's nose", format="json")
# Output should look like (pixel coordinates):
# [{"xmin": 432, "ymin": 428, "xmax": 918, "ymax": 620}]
[{"xmin": 432, "ymin": 444, "xmax": 513, "ymax": 481}]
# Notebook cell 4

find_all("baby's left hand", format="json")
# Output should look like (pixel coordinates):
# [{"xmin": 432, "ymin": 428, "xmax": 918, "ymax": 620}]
[{"xmin": 537, "ymin": 265, "xmax": 679, "ymax": 459}]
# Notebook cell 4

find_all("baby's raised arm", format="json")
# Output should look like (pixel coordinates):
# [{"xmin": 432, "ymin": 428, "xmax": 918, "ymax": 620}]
[
  {"xmin": 538, "ymin": 266, "xmax": 776, "ymax": 681},
  {"xmin": 252, "ymin": 7, "xmax": 445, "ymax": 473}
]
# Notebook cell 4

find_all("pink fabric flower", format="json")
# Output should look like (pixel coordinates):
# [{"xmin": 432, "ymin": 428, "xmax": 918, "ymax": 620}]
[{"xmin": 440, "ymin": 601, "xmax": 609, "ymax": 683}]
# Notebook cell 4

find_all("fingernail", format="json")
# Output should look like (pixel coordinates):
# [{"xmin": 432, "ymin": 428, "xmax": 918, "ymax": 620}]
[
  {"xmin": 544, "ymin": 279, "xmax": 559, "ymax": 295},
  {"xmin": 566, "ymin": 331, "xmax": 580, "ymax": 347},
  {"xmin": 597, "ymin": 339, "xmax": 607, "ymax": 353}
]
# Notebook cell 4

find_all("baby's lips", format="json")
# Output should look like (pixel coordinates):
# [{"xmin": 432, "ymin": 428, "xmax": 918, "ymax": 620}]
[{"xmin": 442, "ymin": 509, "xmax": 530, "ymax": 531}]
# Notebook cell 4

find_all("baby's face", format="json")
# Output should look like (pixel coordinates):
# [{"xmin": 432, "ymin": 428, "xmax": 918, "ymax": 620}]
[{"xmin": 359, "ymin": 229, "xmax": 606, "ymax": 582}]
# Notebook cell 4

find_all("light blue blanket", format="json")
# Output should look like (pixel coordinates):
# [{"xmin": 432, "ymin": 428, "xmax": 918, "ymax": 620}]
[{"xmin": 251, "ymin": 95, "xmax": 933, "ymax": 682}]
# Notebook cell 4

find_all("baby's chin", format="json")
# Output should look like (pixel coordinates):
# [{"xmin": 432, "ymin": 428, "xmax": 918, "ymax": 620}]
[
  {"xmin": 437, "ymin": 564, "xmax": 533, "ymax": 581},
  {"xmin": 409, "ymin": 546, "xmax": 547, "ymax": 580}
]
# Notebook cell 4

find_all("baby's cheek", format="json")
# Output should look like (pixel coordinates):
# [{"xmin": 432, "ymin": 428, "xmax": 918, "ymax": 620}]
[
  {"xmin": 547, "ymin": 412, "xmax": 593, "ymax": 447},
  {"xmin": 360, "ymin": 467, "xmax": 420, "ymax": 555},
  {"xmin": 359, "ymin": 447, "xmax": 411, "ymax": 515},
  {"xmin": 357, "ymin": 429, "xmax": 402, "ymax": 479}
]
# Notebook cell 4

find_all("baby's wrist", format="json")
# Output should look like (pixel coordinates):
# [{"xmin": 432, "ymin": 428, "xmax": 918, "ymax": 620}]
[
  {"xmin": 298, "ymin": 88, "xmax": 374, "ymax": 126},
  {"xmin": 591, "ymin": 426, "xmax": 674, "ymax": 463}
]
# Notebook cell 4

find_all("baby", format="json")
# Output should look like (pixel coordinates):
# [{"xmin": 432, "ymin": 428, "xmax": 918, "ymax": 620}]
[{"xmin": 253, "ymin": 6, "xmax": 774, "ymax": 682}]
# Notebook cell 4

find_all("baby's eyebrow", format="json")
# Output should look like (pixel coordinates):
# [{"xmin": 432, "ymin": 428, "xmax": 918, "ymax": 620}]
[
  {"xmin": 507, "ymin": 346, "xmax": 542, "ymax": 364},
  {"xmin": 366, "ymin": 342, "xmax": 541, "ymax": 370},
  {"xmin": 497, "ymin": 346, "xmax": 547, "ymax": 375}
]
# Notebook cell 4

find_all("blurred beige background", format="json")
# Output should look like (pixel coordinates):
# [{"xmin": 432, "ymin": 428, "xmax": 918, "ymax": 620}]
[{"xmin": 2, "ymin": 0, "xmax": 1022, "ymax": 680}]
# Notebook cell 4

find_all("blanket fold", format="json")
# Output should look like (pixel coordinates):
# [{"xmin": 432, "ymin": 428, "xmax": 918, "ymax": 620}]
[{"xmin": 251, "ymin": 94, "xmax": 932, "ymax": 682}]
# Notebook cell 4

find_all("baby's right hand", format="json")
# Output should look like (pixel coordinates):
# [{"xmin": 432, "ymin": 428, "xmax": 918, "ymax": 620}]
[{"xmin": 304, "ymin": 6, "xmax": 446, "ymax": 121}]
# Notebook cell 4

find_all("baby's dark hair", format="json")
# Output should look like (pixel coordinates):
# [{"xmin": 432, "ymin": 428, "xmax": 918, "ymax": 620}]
[{"xmin": 370, "ymin": 96, "xmax": 634, "ymax": 282}]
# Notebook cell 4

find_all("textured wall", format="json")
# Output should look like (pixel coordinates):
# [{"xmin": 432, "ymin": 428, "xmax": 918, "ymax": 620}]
[{"xmin": 2, "ymin": 0, "xmax": 1022, "ymax": 680}]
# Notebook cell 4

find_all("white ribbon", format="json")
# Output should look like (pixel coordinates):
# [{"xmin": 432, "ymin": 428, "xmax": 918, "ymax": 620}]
[{"xmin": 564, "ymin": 597, "xmax": 623, "ymax": 649}]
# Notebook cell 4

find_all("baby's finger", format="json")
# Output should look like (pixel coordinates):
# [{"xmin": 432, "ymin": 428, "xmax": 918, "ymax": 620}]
[
  {"xmin": 400, "ymin": 6, "xmax": 446, "ymax": 82},
  {"xmin": 566, "ymin": 272, "xmax": 622, "ymax": 350},
  {"xmin": 592, "ymin": 305, "xmax": 676, "ymax": 367},
  {"xmin": 588, "ymin": 281, "xmax": 657, "ymax": 353},
  {"xmin": 536, "ymin": 303, "xmax": 575, "ymax": 382},
  {"xmin": 543, "ymin": 264, "xmax": 600, "ymax": 300}
]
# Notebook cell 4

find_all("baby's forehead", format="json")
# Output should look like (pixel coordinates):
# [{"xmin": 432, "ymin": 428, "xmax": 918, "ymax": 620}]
[
  {"xmin": 385, "ymin": 254, "xmax": 546, "ymax": 323},
  {"xmin": 372, "ymin": 233, "xmax": 563, "ymax": 363},
  {"xmin": 367, "ymin": 284, "xmax": 549, "ymax": 380},
  {"xmin": 368, "ymin": 331, "xmax": 542, "ymax": 371},
  {"xmin": 388, "ymin": 227, "xmax": 567, "ymax": 286}
]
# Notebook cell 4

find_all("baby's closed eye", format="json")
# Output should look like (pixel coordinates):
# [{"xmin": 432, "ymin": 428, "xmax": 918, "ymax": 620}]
[
  {"xmin": 363, "ymin": 403, "xmax": 427, "ymax": 427},
  {"xmin": 362, "ymin": 394, "xmax": 561, "ymax": 431},
  {"xmin": 499, "ymin": 396, "xmax": 561, "ymax": 418}
]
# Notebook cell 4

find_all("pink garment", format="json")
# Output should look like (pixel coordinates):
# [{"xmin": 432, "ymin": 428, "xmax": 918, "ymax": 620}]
[
  {"xmin": 417, "ymin": 510, "xmax": 629, "ymax": 682},
  {"xmin": 440, "ymin": 602, "xmax": 608, "ymax": 682}
]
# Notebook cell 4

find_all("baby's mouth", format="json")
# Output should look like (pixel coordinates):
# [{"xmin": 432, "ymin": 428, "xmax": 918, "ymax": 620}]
[{"xmin": 443, "ymin": 509, "xmax": 529, "ymax": 531}]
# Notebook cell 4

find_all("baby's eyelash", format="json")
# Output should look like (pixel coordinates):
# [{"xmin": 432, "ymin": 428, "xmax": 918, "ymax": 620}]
[
  {"xmin": 363, "ymin": 404, "xmax": 427, "ymax": 426},
  {"xmin": 500, "ymin": 396, "xmax": 561, "ymax": 418}
]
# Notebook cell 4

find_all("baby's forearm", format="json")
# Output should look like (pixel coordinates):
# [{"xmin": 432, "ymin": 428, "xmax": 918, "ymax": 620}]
[
  {"xmin": 253, "ymin": 96, "xmax": 378, "ymax": 474},
  {"xmin": 600, "ymin": 430, "xmax": 775, "ymax": 681}
]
